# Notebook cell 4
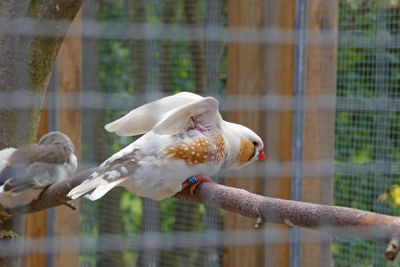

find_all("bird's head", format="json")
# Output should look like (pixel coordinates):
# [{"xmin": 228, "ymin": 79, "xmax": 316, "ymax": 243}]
[
  {"xmin": 222, "ymin": 122, "xmax": 265, "ymax": 169},
  {"xmin": 38, "ymin": 131, "xmax": 74, "ymax": 154}
]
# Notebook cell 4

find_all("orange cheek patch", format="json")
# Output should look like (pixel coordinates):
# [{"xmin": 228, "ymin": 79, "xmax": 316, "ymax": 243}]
[
  {"xmin": 163, "ymin": 134, "xmax": 225, "ymax": 165},
  {"xmin": 236, "ymin": 139, "xmax": 255, "ymax": 165}
]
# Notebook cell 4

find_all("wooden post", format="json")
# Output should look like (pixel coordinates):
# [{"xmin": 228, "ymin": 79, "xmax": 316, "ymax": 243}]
[
  {"xmin": 263, "ymin": 1, "xmax": 296, "ymax": 266},
  {"xmin": 24, "ymin": 10, "xmax": 83, "ymax": 266},
  {"xmin": 226, "ymin": 1, "xmax": 337, "ymax": 266},
  {"xmin": 225, "ymin": 0, "xmax": 297, "ymax": 266},
  {"xmin": 225, "ymin": 0, "xmax": 266, "ymax": 266},
  {"xmin": 55, "ymin": 9, "xmax": 82, "ymax": 267},
  {"xmin": 301, "ymin": 1, "xmax": 338, "ymax": 266},
  {"xmin": 24, "ymin": 109, "xmax": 49, "ymax": 267}
]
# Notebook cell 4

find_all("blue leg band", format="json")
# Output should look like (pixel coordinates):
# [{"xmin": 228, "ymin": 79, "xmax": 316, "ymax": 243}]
[{"xmin": 188, "ymin": 176, "xmax": 197, "ymax": 185}]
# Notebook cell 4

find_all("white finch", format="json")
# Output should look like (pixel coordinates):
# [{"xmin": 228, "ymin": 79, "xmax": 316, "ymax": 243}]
[
  {"xmin": 0, "ymin": 131, "xmax": 77, "ymax": 209},
  {"xmin": 68, "ymin": 92, "xmax": 265, "ymax": 201}
]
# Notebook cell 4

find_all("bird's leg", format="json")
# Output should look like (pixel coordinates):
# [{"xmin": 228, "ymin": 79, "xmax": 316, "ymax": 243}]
[{"xmin": 181, "ymin": 174, "xmax": 216, "ymax": 196}]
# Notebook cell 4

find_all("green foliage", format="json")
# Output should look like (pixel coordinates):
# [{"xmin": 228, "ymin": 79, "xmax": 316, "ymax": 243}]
[
  {"xmin": 334, "ymin": 1, "xmax": 400, "ymax": 265},
  {"xmin": 79, "ymin": 0, "xmax": 400, "ymax": 265},
  {"xmin": 160, "ymin": 198, "xmax": 177, "ymax": 232},
  {"xmin": 98, "ymin": 41, "xmax": 134, "ymax": 93},
  {"xmin": 120, "ymin": 191, "xmax": 143, "ymax": 233},
  {"xmin": 79, "ymin": 199, "xmax": 100, "ymax": 266}
]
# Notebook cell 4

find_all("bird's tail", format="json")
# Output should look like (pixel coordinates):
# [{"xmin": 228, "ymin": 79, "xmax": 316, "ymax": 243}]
[{"xmin": 67, "ymin": 175, "xmax": 126, "ymax": 201}]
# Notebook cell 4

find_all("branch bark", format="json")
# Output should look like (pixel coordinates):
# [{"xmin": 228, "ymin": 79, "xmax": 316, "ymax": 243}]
[{"xmin": 14, "ymin": 169, "xmax": 400, "ymax": 261}]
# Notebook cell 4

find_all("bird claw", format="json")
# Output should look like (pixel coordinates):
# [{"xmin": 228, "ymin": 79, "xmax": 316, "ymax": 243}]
[
  {"xmin": 254, "ymin": 216, "xmax": 265, "ymax": 229},
  {"xmin": 254, "ymin": 206, "xmax": 265, "ymax": 229},
  {"xmin": 0, "ymin": 209, "xmax": 11, "ymax": 224},
  {"xmin": 182, "ymin": 174, "xmax": 215, "ymax": 196},
  {"xmin": 0, "ymin": 230, "xmax": 16, "ymax": 239}
]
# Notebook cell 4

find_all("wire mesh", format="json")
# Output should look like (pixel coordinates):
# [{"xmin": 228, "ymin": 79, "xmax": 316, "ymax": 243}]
[
  {"xmin": 334, "ymin": 1, "xmax": 400, "ymax": 266},
  {"xmin": 2, "ymin": 0, "xmax": 400, "ymax": 266},
  {"xmin": 80, "ymin": 1, "xmax": 227, "ymax": 266}
]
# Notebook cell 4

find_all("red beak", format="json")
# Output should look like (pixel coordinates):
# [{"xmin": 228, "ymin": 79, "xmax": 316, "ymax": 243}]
[{"xmin": 258, "ymin": 149, "xmax": 266, "ymax": 160}]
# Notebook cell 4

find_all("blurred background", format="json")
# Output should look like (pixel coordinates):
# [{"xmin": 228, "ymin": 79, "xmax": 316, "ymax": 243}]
[{"xmin": 19, "ymin": 0, "xmax": 400, "ymax": 266}]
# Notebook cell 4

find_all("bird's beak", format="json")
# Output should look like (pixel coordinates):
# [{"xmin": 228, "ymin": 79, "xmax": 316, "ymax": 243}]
[{"xmin": 258, "ymin": 149, "xmax": 266, "ymax": 160}]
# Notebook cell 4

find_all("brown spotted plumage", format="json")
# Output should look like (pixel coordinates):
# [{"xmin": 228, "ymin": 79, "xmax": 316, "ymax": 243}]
[{"xmin": 163, "ymin": 133, "xmax": 225, "ymax": 165}]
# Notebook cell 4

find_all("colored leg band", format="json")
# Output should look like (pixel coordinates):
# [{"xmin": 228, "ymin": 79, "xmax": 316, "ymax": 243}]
[{"xmin": 188, "ymin": 176, "xmax": 197, "ymax": 185}]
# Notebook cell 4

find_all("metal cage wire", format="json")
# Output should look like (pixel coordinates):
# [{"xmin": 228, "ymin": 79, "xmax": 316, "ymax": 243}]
[{"xmin": 2, "ymin": 0, "xmax": 400, "ymax": 266}]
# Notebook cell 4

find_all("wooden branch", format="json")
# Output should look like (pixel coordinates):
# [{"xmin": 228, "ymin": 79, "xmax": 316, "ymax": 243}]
[
  {"xmin": 15, "ymin": 170, "xmax": 400, "ymax": 261},
  {"xmin": 176, "ymin": 182, "xmax": 400, "ymax": 261}
]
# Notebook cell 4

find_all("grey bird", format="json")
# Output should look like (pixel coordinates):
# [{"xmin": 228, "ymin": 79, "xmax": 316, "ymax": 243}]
[{"xmin": 0, "ymin": 131, "xmax": 77, "ymax": 209}]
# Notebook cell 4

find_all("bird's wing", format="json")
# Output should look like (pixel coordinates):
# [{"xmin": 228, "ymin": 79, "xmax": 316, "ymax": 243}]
[
  {"xmin": 104, "ymin": 92, "xmax": 203, "ymax": 136},
  {"xmin": 67, "ymin": 149, "xmax": 140, "ymax": 201},
  {"xmin": 0, "ymin": 144, "xmax": 66, "ymax": 188},
  {"xmin": 0, "ymin": 148, "xmax": 30, "ymax": 187},
  {"xmin": 0, "ymin": 163, "xmax": 25, "ymax": 186},
  {"xmin": 152, "ymin": 96, "xmax": 220, "ymax": 135},
  {"xmin": 2, "ymin": 162, "xmax": 58, "ymax": 192}
]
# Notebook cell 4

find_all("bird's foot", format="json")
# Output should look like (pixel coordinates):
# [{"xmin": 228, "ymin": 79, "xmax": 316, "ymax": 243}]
[
  {"xmin": 254, "ymin": 217, "xmax": 265, "ymax": 229},
  {"xmin": 254, "ymin": 207, "xmax": 265, "ymax": 229},
  {"xmin": 0, "ymin": 209, "xmax": 11, "ymax": 224},
  {"xmin": 182, "ymin": 174, "xmax": 215, "ymax": 196},
  {"xmin": 0, "ymin": 230, "xmax": 16, "ymax": 239},
  {"xmin": 63, "ymin": 201, "xmax": 76, "ymax": 211}
]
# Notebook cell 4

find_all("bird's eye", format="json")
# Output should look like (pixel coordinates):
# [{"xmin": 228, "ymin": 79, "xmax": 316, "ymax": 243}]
[{"xmin": 252, "ymin": 141, "xmax": 258, "ymax": 146}]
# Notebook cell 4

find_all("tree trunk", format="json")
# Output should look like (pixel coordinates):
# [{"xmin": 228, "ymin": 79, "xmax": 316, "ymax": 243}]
[{"xmin": 0, "ymin": 1, "xmax": 82, "ymax": 266}]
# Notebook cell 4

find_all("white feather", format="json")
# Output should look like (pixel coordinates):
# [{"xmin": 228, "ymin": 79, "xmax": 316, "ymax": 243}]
[
  {"xmin": 86, "ymin": 178, "xmax": 127, "ymax": 201},
  {"xmin": 153, "ymin": 97, "xmax": 219, "ymax": 135},
  {"xmin": 104, "ymin": 92, "xmax": 203, "ymax": 136},
  {"xmin": 0, "ymin": 148, "xmax": 16, "ymax": 172},
  {"xmin": 67, "ymin": 177, "xmax": 100, "ymax": 200},
  {"xmin": 0, "ymin": 148, "xmax": 16, "ymax": 162},
  {"xmin": 67, "ymin": 171, "xmax": 126, "ymax": 200}
]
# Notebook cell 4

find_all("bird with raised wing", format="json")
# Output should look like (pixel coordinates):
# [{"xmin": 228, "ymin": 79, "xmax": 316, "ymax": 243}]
[
  {"xmin": 0, "ymin": 131, "xmax": 77, "ymax": 209},
  {"xmin": 68, "ymin": 92, "xmax": 265, "ymax": 201}
]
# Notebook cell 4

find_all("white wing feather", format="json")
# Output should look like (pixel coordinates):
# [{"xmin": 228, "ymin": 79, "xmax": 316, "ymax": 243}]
[
  {"xmin": 86, "ymin": 178, "xmax": 127, "ymax": 201},
  {"xmin": 105, "ymin": 92, "xmax": 203, "ymax": 136},
  {"xmin": 69, "ymin": 93, "xmax": 221, "ymax": 201},
  {"xmin": 68, "ymin": 173, "xmax": 128, "ymax": 201},
  {"xmin": 153, "ymin": 97, "xmax": 220, "ymax": 135},
  {"xmin": 67, "ymin": 176, "xmax": 104, "ymax": 200},
  {"xmin": 0, "ymin": 148, "xmax": 16, "ymax": 172}
]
